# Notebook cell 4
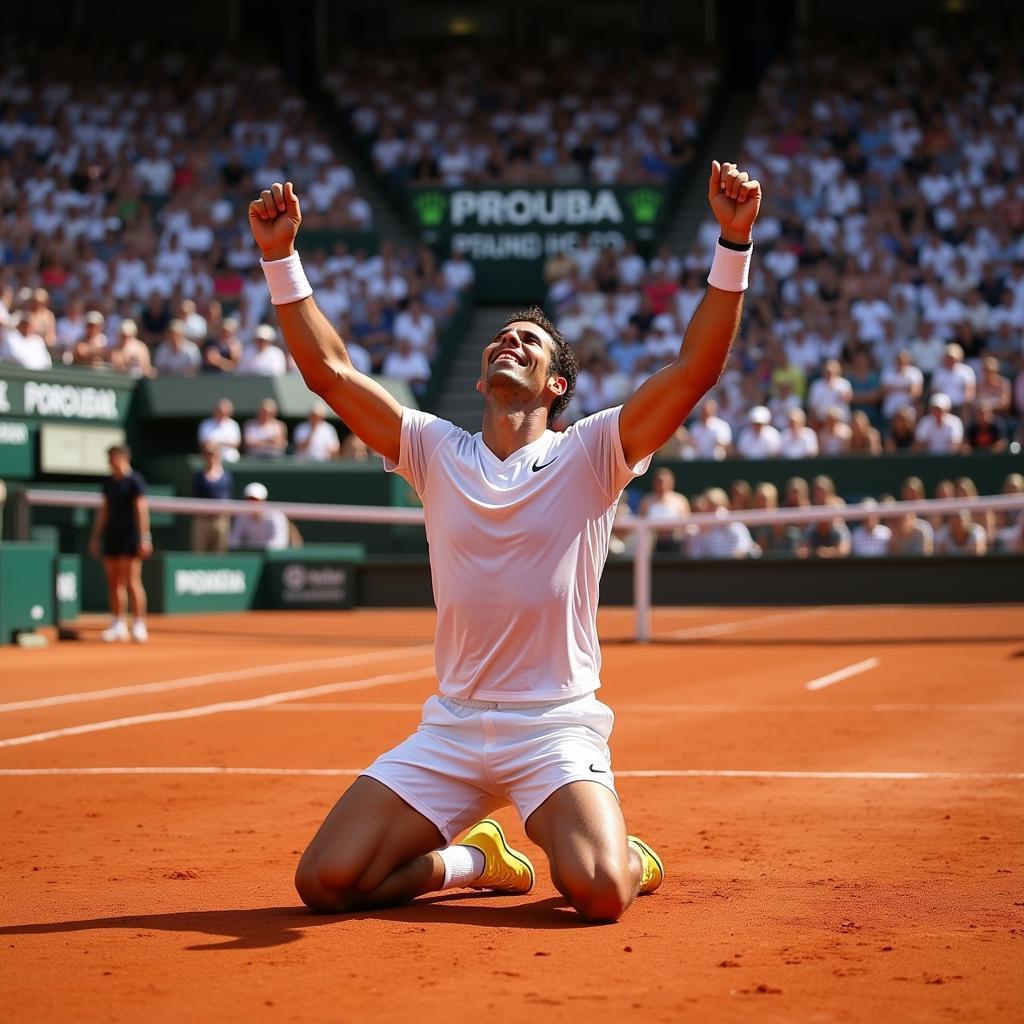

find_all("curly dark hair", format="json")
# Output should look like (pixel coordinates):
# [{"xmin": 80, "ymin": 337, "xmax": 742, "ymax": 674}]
[{"xmin": 500, "ymin": 306, "xmax": 578, "ymax": 425}]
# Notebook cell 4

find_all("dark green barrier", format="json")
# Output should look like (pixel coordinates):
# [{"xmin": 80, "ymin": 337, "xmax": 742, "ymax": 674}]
[
  {"xmin": 262, "ymin": 547, "xmax": 359, "ymax": 609},
  {"xmin": 143, "ymin": 553, "xmax": 263, "ymax": 614},
  {"xmin": 0, "ymin": 542, "xmax": 54, "ymax": 641},
  {"xmin": 409, "ymin": 185, "xmax": 670, "ymax": 302},
  {"xmin": 0, "ymin": 420, "xmax": 35, "ymax": 478},
  {"xmin": 643, "ymin": 453, "xmax": 1024, "ymax": 503}
]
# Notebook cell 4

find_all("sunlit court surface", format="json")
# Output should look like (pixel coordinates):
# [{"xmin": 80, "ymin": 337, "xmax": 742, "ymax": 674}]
[{"xmin": 2, "ymin": 609, "xmax": 1022, "ymax": 1023}]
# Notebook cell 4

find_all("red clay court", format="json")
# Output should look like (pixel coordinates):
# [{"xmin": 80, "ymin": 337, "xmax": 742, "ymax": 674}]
[{"xmin": 2, "ymin": 608, "xmax": 1022, "ymax": 1022}]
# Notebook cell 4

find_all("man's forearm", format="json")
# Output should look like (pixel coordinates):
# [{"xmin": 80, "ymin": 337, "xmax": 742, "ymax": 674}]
[
  {"xmin": 274, "ymin": 297, "xmax": 356, "ymax": 395},
  {"xmin": 674, "ymin": 286, "xmax": 745, "ymax": 396}
]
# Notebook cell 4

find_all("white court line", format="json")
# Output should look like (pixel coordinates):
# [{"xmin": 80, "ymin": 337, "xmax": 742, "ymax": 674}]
[
  {"xmin": 263, "ymin": 701, "xmax": 1024, "ymax": 714},
  {"xmin": 805, "ymin": 657, "xmax": 880, "ymax": 691},
  {"xmin": 0, "ymin": 646, "xmax": 432, "ymax": 714},
  {"xmin": 0, "ymin": 667, "xmax": 435, "ymax": 749},
  {"xmin": 665, "ymin": 608, "xmax": 821, "ymax": 641},
  {"xmin": 268, "ymin": 702, "xmax": 425, "ymax": 711},
  {"xmin": 0, "ymin": 766, "xmax": 1021, "ymax": 781}
]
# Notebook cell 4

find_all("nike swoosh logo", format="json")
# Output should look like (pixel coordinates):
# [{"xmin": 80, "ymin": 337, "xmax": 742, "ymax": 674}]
[
  {"xmin": 589, "ymin": 764, "xmax": 607, "ymax": 774},
  {"xmin": 532, "ymin": 457, "xmax": 558, "ymax": 472}
]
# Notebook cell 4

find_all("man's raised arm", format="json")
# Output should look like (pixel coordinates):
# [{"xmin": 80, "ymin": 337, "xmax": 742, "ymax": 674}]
[
  {"xmin": 618, "ymin": 161, "xmax": 761, "ymax": 466},
  {"xmin": 249, "ymin": 181, "xmax": 403, "ymax": 464}
]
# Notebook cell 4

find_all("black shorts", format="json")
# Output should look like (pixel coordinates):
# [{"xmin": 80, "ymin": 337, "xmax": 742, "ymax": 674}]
[{"xmin": 102, "ymin": 533, "xmax": 141, "ymax": 558}]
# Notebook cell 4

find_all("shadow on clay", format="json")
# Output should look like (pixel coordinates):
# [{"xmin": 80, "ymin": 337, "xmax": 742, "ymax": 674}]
[{"xmin": 0, "ymin": 893, "xmax": 597, "ymax": 951}]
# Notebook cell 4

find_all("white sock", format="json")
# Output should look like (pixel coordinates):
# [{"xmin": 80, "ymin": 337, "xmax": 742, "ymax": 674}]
[
  {"xmin": 111, "ymin": 617, "xmax": 125, "ymax": 627},
  {"xmin": 439, "ymin": 844, "xmax": 485, "ymax": 889}
]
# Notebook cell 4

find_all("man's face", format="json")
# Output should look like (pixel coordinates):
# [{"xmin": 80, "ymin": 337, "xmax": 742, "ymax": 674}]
[{"xmin": 477, "ymin": 321, "xmax": 565, "ymax": 406}]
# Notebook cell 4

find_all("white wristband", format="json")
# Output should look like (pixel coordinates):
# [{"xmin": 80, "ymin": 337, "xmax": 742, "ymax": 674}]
[
  {"xmin": 707, "ymin": 239, "xmax": 752, "ymax": 292},
  {"xmin": 260, "ymin": 252, "xmax": 313, "ymax": 306}
]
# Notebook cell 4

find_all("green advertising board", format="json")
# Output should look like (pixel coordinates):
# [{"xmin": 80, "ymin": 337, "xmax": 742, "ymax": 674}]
[
  {"xmin": 0, "ymin": 542, "xmax": 54, "ymax": 642},
  {"xmin": 143, "ymin": 553, "xmax": 263, "ymax": 614},
  {"xmin": 262, "ymin": 548, "xmax": 359, "ymax": 610},
  {"xmin": 56, "ymin": 554, "xmax": 81, "ymax": 622},
  {"xmin": 409, "ymin": 185, "xmax": 669, "ymax": 302},
  {"xmin": 0, "ymin": 420, "xmax": 35, "ymax": 478},
  {"xmin": 0, "ymin": 365, "xmax": 134, "ymax": 423}
]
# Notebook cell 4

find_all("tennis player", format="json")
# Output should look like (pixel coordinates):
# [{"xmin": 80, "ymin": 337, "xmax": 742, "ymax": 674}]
[{"xmin": 249, "ymin": 160, "xmax": 760, "ymax": 921}]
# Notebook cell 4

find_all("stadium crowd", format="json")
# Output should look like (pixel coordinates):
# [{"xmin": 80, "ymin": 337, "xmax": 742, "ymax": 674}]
[
  {"xmin": 543, "ymin": 24, "xmax": 1024, "ymax": 453},
  {"xmin": 0, "ymin": 36, "xmax": 471, "ymax": 389},
  {"xmin": 325, "ymin": 43, "xmax": 719, "ymax": 186},
  {"xmin": 615, "ymin": 469, "xmax": 1024, "ymax": 559}
]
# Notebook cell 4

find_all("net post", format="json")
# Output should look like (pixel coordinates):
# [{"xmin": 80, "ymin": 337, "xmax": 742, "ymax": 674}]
[{"xmin": 633, "ymin": 521, "xmax": 652, "ymax": 643}]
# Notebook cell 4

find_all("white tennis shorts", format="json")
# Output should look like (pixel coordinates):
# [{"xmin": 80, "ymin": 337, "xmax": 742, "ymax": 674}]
[{"xmin": 361, "ymin": 692, "xmax": 617, "ymax": 843}]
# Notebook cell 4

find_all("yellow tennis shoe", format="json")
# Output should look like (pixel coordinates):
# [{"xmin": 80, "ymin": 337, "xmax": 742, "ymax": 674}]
[
  {"xmin": 627, "ymin": 835, "xmax": 665, "ymax": 895},
  {"xmin": 460, "ymin": 818, "xmax": 535, "ymax": 894}
]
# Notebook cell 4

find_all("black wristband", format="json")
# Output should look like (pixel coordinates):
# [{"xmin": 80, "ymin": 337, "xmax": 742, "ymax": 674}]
[{"xmin": 718, "ymin": 236, "xmax": 753, "ymax": 252}]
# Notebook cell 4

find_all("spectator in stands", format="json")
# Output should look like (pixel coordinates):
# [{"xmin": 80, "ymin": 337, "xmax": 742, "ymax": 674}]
[
  {"xmin": 382, "ymin": 336, "xmax": 431, "ymax": 396},
  {"xmin": 913, "ymin": 394, "xmax": 964, "ymax": 454},
  {"xmin": 889, "ymin": 511, "xmax": 934, "ymax": 557},
  {"xmin": 201, "ymin": 318, "xmax": 243, "ymax": 375},
  {"xmin": 965, "ymin": 404, "xmax": 1008, "ymax": 454},
  {"xmin": 191, "ymin": 442, "xmax": 234, "ymax": 553},
  {"xmin": 729, "ymin": 480, "xmax": 753, "ymax": 512},
  {"xmin": 807, "ymin": 360, "xmax": 853, "ymax": 426},
  {"xmin": 935, "ymin": 511, "xmax": 987, "ymax": 557},
  {"xmin": 638, "ymin": 468, "xmax": 691, "ymax": 553},
  {"xmin": 817, "ymin": 406, "xmax": 852, "ymax": 456},
  {"xmin": 847, "ymin": 350, "xmax": 882, "ymax": 423},
  {"xmin": 881, "ymin": 350, "xmax": 924, "ymax": 425},
  {"xmin": 688, "ymin": 398, "xmax": 732, "ymax": 460},
  {"xmin": 153, "ymin": 320, "xmax": 201, "ymax": 377},
  {"xmin": 238, "ymin": 325, "xmax": 287, "ymax": 377},
  {"xmin": 243, "ymin": 399, "xmax": 288, "ymax": 459},
  {"xmin": 689, "ymin": 488, "xmax": 758, "ymax": 560},
  {"xmin": 783, "ymin": 476, "xmax": 810, "ymax": 510},
  {"xmin": 849, "ymin": 411, "xmax": 882, "ymax": 456},
  {"xmin": 776, "ymin": 407, "xmax": 816, "ymax": 459},
  {"xmin": 393, "ymin": 298, "xmax": 437, "ymax": 359},
  {"xmin": 995, "ymin": 474, "xmax": 1024, "ymax": 552},
  {"xmin": 736, "ymin": 406, "xmax": 781, "ymax": 459},
  {"xmin": 976, "ymin": 357, "xmax": 1012, "ymax": 417},
  {"xmin": 197, "ymin": 399, "xmax": 242, "ymax": 464},
  {"xmin": 885, "ymin": 406, "xmax": 917, "ymax": 453},
  {"xmin": 851, "ymin": 499, "xmax": 892, "ymax": 558},
  {"xmin": 0, "ymin": 312, "xmax": 51, "ymax": 369},
  {"xmin": 339, "ymin": 432, "xmax": 373, "ymax": 461},
  {"xmin": 955, "ymin": 477, "xmax": 996, "ymax": 547},
  {"xmin": 930, "ymin": 344, "xmax": 976, "ymax": 415},
  {"xmin": 442, "ymin": 249, "xmax": 475, "ymax": 293},
  {"xmin": 109, "ymin": 319, "xmax": 154, "ymax": 379},
  {"xmin": 229, "ymin": 482, "xmax": 289, "ymax": 551},
  {"xmin": 804, "ymin": 511, "xmax": 851, "ymax": 559},
  {"xmin": 71, "ymin": 312, "xmax": 109, "ymax": 367},
  {"xmin": 293, "ymin": 402, "xmax": 342, "ymax": 462},
  {"xmin": 768, "ymin": 378, "xmax": 803, "ymax": 429},
  {"xmin": 749, "ymin": 481, "xmax": 805, "ymax": 558}
]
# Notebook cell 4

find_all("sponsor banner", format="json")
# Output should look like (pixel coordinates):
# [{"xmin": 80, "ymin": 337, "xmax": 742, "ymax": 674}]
[
  {"xmin": 144, "ymin": 554, "xmax": 263, "ymax": 614},
  {"xmin": 409, "ymin": 186, "xmax": 668, "ymax": 302},
  {"xmin": 56, "ymin": 555, "xmax": 81, "ymax": 622},
  {"xmin": 264, "ymin": 559, "xmax": 354, "ymax": 610},
  {"xmin": 0, "ymin": 369, "xmax": 133, "ymax": 423},
  {"xmin": 0, "ymin": 419, "xmax": 34, "ymax": 477}
]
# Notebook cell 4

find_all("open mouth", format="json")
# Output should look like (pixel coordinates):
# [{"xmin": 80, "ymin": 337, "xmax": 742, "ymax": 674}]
[{"xmin": 492, "ymin": 350, "xmax": 526, "ymax": 367}]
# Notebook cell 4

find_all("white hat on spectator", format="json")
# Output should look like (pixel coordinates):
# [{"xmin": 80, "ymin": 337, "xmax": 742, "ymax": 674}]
[
  {"xmin": 929, "ymin": 393, "xmax": 952, "ymax": 412},
  {"xmin": 255, "ymin": 325, "xmax": 277, "ymax": 343},
  {"xmin": 119, "ymin": 319, "xmax": 138, "ymax": 336},
  {"xmin": 243, "ymin": 482, "xmax": 269, "ymax": 501},
  {"xmin": 748, "ymin": 405, "xmax": 771, "ymax": 425},
  {"xmin": 85, "ymin": 311, "xmax": 105, "ymax": 325}
]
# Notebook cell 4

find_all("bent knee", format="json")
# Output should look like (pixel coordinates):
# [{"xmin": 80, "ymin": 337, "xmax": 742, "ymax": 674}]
[
  {"xmin": 557, "ymin": 863, "xmax": 633, "ymax": 923},
  {"xmin": 294, "ymin": 856, "xmax": 373, "ymax": 913}
]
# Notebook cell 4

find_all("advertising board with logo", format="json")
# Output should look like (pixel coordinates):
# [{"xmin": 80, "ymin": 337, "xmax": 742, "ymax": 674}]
[
  {"xmin": 409, "ymin": 186, "xmax": 668, "ymax": 301},
  {"xmin": 144, "ymin": 554, "xmax": 263, "ymax": 614},
  {"xmin": 264, "ymin": 558, "xmax": 354, "ymax": 610}
]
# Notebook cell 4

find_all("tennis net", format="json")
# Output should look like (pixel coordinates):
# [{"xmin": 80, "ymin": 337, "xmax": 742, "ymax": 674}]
[{"xmin": 13, "ymin": 487, "xmax": 1024, "ymax": 645}]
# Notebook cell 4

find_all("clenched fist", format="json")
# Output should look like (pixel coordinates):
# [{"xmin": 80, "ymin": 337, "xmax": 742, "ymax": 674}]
[
  {"xmin": 707, "ymin": 160, "xmax": 761, "ymax": 245},
  {"xmin": 249, "ymin": 181, "xmax": 303, "ymax": 262}
]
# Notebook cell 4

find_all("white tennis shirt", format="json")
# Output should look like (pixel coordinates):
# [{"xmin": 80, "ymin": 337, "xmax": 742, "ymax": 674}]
[{"xmin": 386, "ymin": 405, "xmax": 651, "ymax": 701}]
